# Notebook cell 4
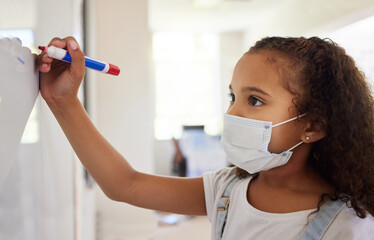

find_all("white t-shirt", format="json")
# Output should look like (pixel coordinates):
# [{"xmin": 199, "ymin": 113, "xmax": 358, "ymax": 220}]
[{"xmin": 203, "ymin": 167, "xmax": 374, "ymax": 240}]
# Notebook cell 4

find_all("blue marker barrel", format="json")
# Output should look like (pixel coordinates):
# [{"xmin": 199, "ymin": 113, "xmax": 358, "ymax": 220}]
[
  {"xmin": 61, "ymin": 52, "xmax": 72, "ymax": 62},
  {"xmin": 85, "ymin": 57, "xmax": 106, "ymax": 71}
]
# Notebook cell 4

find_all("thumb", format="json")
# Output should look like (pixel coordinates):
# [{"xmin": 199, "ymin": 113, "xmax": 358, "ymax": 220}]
[{"xmin": 67, "ymin": 40, "xmax": 85, "ymax": 81}]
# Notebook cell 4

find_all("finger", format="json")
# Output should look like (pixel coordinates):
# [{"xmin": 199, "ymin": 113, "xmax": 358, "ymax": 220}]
[
  {"xmin": 36, "ymin": 52, "xmax": 47, "ymax": 70},
  {"xmin": 66, "ymin": 39, "xmax": 85, "ymax": 81},
  {"xmin": 34, "ymin": 53, "xmax": 41, "ymax": 72},
  {"xmin": 48, "ymin": 37, "xmax": 64, "ymax": 48},
  {"xmin": 42, "ymin": 54, "xmax": 54, "ymax": 63},
  {"xmin": 38, "ymin": 62, "xmax": 51, "ymax": 73},
  {"xmin": 49, "ymin": 36, "xmax": 76, "ymax": 49},
  {"xmin": 36, "ymin": 50, "xmax": 53, "ymax": 68}
]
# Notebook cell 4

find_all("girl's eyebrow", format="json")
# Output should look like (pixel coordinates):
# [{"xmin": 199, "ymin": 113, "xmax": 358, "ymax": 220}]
[{"xmin": 229, "ymin": 84, "xmax": 271, "ymax": 97}]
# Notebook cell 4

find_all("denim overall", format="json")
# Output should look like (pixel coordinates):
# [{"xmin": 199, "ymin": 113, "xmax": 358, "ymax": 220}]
[{"xmin": 216, "ymin": 177, "xmax": 346, "ymax": 240}]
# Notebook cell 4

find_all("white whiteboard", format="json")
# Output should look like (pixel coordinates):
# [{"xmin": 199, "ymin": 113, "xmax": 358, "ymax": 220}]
[{"xmin": 0, "ymin": 37, "xmax": 39, "ymax": 183}]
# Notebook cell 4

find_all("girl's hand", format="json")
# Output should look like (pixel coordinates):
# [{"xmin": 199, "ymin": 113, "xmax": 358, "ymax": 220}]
[{"xmin": 37, "ymin": 36, "xmax": 85, "ymax": 108}]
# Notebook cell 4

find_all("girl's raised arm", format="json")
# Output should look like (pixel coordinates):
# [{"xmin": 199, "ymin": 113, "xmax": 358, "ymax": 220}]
[{"xmin": 37, "ymin": 37, "xmax": 206, "ymax": 216}]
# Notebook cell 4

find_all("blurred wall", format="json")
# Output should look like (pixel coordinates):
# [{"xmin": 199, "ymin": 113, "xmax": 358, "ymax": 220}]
[
  {"xmin": 90, "ymin": 0, "xmax": 158, "ymax": 239},
  {"xmin": 93, "ymin": 0, "xmax": 154, "ymax": 174}
]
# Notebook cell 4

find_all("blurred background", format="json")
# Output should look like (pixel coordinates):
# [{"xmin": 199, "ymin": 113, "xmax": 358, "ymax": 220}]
[{"xmin": 0, "ymin": 0, "xmax": 373, "ymax": 239}]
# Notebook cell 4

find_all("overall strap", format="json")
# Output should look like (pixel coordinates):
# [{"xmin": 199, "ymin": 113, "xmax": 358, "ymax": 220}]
[
  {"xmin": 215, "ymin": 176, "xmax": 240, "ymax": 240},
  {"xmin": 299, "ymin": 199, "xmax": 346, "ymax": 240}
]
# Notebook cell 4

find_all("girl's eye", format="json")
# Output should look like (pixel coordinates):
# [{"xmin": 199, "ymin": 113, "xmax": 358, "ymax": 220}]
[
  {"xmin": 249, "ymin": 96, "xmax": 263, "ymax": 106},
  {"xmin": 229, "ymin": 93, "xmax": 235, "ymax": 102}
]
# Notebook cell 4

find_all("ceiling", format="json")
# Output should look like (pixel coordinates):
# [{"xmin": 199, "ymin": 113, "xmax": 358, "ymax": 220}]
[
  {"xmin": 148, "ymin": 0, "xmax": 374, "ymax": 34},
  {"xmin": 148, "ymin": 0, "xmax": 284, "ymax": 32}
]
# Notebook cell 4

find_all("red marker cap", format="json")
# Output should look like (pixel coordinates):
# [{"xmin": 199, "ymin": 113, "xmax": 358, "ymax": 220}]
[
  {"xmin": 38, "ymin": 46, "xmax": 46, "ymax": 51},
  {"xmin": 108, "ymin": 64, "xmax": 120, "ymax": 76}
]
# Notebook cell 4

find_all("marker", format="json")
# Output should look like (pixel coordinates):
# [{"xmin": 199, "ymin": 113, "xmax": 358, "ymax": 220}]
[{"xmin": 38, "ymin": 46, "xmax": 120, "ymax": 76}]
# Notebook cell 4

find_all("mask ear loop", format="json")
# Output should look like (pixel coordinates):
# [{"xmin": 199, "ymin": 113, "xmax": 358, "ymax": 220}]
[
  {"xmin": 287, "ymin": 141, "xmax": 304, "ymax": 151},
  {"xmin": 273, "ymin": 113, "xmax": 308, "ymax": 152},
  {"xmin": 272, "ymin": 113, "xmax": 308, "ymax": 128}
]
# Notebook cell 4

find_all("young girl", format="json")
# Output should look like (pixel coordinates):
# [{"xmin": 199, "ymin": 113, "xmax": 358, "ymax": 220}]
[{"xmin": 38, "ymin": 36, "xmax": 374, "ymax": 239}]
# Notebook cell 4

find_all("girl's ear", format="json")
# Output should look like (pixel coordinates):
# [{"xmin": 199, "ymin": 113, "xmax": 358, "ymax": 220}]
[{"xmin": 302, "ymin": 119, "xmax": 327, "ymax": 143}]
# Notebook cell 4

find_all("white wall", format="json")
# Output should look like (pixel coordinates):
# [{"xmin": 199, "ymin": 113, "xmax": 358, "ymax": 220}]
[
  {"xmin": 219, "ymin": 32, "xmax": 246, "ymax": 115},
  {"xmin": 94, "ymin": 0, "xmax": 154, "ymax": 174},
  {"xmin": 91, "ymin": 0, "xmax": 158, "ymax": 239},
  {"xmin": 153, "ymin": 139, "xmax": 174, "ymax": 175}
]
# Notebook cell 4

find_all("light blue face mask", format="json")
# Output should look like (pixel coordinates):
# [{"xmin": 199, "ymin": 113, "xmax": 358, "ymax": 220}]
[{"xmin": 220, "ymin": 113, "xmax": 307, "ymax": 174}]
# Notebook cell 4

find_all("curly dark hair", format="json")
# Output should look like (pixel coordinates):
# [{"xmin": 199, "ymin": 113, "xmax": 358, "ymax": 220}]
[{"xmin": 235, "ymin": 36, "xmax": 374, "ymax": 218}]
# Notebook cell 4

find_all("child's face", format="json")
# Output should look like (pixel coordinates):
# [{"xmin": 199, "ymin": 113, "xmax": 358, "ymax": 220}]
[{"xmin": 227, "ymin": 52, "xmax": 306, "ymax": 154}]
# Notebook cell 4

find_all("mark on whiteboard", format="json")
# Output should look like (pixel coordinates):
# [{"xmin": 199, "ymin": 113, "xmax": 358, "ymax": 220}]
[{"xmin": 17, "ymin": 57, "xmax": 25, "ymax": 65}]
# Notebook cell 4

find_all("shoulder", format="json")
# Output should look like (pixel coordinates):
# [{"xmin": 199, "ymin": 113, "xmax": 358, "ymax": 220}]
[
  {"xmin": 324, "ymin": 206, "xmax": 374, "ymax": 239},
  {"xmin": 202, "ymin": 167, "xmax": 244, "ymax": 221},
  {"xmin": 203, "ymin": 167, "xmax": 238, "ymax": 196},
  {"xmin": 203, "ymin": 167, "xmax": 238, "ymax": 182}
]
